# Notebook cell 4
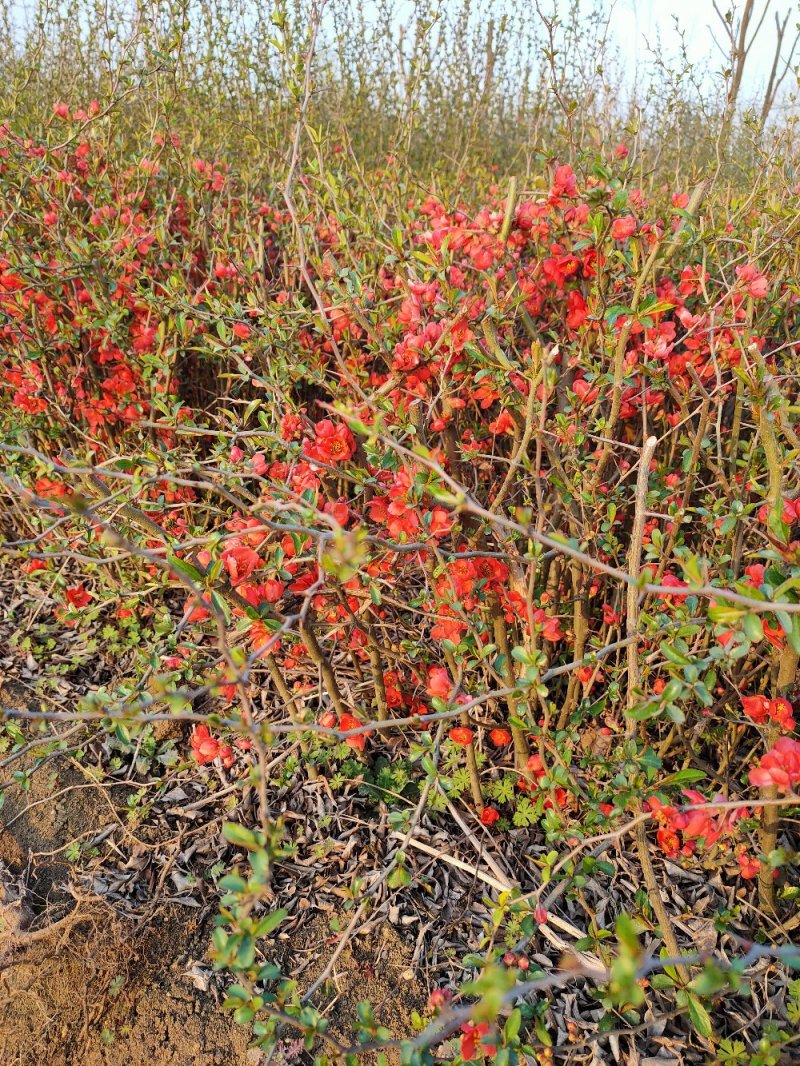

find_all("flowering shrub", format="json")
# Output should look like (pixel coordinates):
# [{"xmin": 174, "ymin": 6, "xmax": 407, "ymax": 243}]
[{"xmin": 3, "ymin": 29, "xmax": 800, "ymax": 1060}]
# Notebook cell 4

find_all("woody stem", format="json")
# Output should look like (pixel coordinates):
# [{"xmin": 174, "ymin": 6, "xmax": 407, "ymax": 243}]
[
  {"xmin": 444, "ymin": 647, "xmax": 483, "ymax": 812},
  {"xmin": 491, "ymin": 597, "xmax": 531, "ymax": 778},
  {"xmin": 300, "ymin": 620, "xmax": 349, "ymax": 718}
]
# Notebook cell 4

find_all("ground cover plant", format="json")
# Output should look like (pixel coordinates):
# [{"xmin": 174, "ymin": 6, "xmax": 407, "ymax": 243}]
[{"xmin": 2, "ymin": 0, "xmax": 800, "ymax": 1062}]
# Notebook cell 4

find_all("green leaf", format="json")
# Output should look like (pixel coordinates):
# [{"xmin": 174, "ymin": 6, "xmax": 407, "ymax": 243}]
[
  {"xmin": 661, "ymin": 678, "xmax": 684, "ymax": 702},
  {"xmin": 627, "ymin": 701, "xmax": 663, "ymax": 721},
  {"xmin": 660, "ymin": 768, "xmax": 706, "ymax": 787},
  {"xmin": 254, "ymin": 909, "xmax": 288, "ymax": 937},
  {"xmin": 605, "ymin": 304, "xmax": 631, "ymax": 327},
  {"xmin": 504, "ymin": 1007, "xmax": 522, "ymax": 1042},
  {"xmin": 767, "ymin": 499, "xmax": 790, "ymax": 544},
  {"xmin": 708, "ymin": 604, "xmax": 746, "ymax": 626},
  {"xmin": 209, "ymin": 590, "xmax": 230, "ymax": 623},
  {"xmin": 235, "ymin": 933, "xmax": 255, "ymax": 969},
  {"xmin": 660, "ymin": 641, "xmax": 692, "ymax": 666},
  {"xmin": 223, "ymin": 822, "xmax": 263, "ymax": 851},
  {"xmin": 637, "ymin": 296, "xmax": 674, "ymax": 316},
  {"xmin": 388, "ymin": 864, "xmax": 411, "ymax": 889},
  {"xmin": 218, "ymin": 874, "xmax": 247, "ymax": 893},
  {"xmin": 356, "ymin": 1000, "xmax": 375, "ymax": 1026},
  {"xmin": 168, "ymin": 554, "xmax": 205, "ymax": 583},
  {"xmin": 616, "ymin": 913, "xmax": 643, "ymax": 952},
  {"xmin": 686, "ymin": 993, "xmax": 713, "ymax": 1039},
  {"xmin": 681, "ymin": 555, "xmax": 703, "ymax": 588}
]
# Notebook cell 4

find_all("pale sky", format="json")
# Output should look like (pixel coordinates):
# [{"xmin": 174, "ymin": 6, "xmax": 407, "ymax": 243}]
[
  {"xmin": 607, "ymin": 0, "xmax": 797, "ymax": 104},
  {"xmin": 6, "ymin": 0, "xmax": 798, "ymax": 108}
]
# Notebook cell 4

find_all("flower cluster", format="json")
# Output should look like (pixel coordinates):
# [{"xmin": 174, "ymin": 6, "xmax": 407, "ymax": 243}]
[
  {"xmin": 191, "ymin": 726, "xmax": 234, "ymax": 768},
  {"xmin": 646, "ymin": 791, "xmax": 747, "ymax": 860},
  {"xmin": 749, "ymin": 738, "xmax": 800, "ymax": 793},
  {"xmin": 741, "ymin": 694, "xmax": 796, "ymax": 733}
]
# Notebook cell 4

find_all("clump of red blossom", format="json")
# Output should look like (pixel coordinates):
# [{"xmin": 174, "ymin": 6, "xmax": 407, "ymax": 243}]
[
  {"xmin": 191, "ymin": 726, "xmax": 234, "ymax": 768},
  {"xmin": 750, "ymin": 738, "xmax": 800, "ymax": 793}
]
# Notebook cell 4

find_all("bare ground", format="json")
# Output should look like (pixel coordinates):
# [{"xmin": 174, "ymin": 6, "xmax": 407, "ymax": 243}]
[{"xmin": 0, "ymin": 680, "xmax": 426, "ymax": 1066}]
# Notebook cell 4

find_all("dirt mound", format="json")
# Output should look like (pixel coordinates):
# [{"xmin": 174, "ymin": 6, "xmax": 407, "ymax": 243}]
[
  {"xmin": 0, "ymin": 720, "xmax": 424, "ymax": 1063},
  {"xmin": 0, "ymin": 895, "xmax": 253, "ymax": 1066},
  {"xmin": 0, "ymin": 680, "xmax": 252, "ymax": 1065}
]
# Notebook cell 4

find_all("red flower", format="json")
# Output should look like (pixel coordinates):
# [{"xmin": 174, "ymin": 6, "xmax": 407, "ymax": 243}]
[
  {"xmin": 488, "ymin": 409, "xmax": 515, "ymax": 435},
  {"xmin": 324, "ymin": 498, "xmax": 350, "ymax": 526},
  {"xmin": 427, "ymin": 667, "xmax": 453, "ymax": 700},
  {"xmin": 65, "ymin": 584, "xmax": 92, "ymax": 608},
  {"xmin": 742, "ymin": 694, "xmax": 796, "ymax": 732},
  {"xmin": 762, "ymin": 620, "xmax": 786, "ymax": 650},
  {"xmin": 427, "ymin": 507, "xmax": 452, "ymax": 538},
  {"xmin": 565, "ymin": 289, "xmax": 588, "ymax": 329},
  {"xmin": 232, "ymin": 322, "xmax": 251, "ymax": 339},
  {"xmin": 263, "ymin": 579, "xmax": 285, "ymax": 603},
  {"xmin": 540, "ymin": 614, "xmax": 563, "ymax": 642},
  {"xmin": 737, "ymin": 850, "xmax": 760, "ymax": 879},
  {"xmin": 489, "ymin": 728, "xmax": 511, "ymax": 746},
  {"xmin": 757, "ymin": 497, "xmax": 799, "ymax": 526},
  {"xmin": 304, "ymin": 419, "xmax": 355, "ymax": 464},
  {"xmin": 191, "ymin": 726, "xmax": 234, "ymax": 768},
  {"xmin": 480, "ymin": 806, "xmax": 500, "ymax": 826},
  {"xmin": 735, "ymin": 263, "xmax": 768, "ymax": 299},
  {"xmin": 184, "ymin": 591, "xmax": 213, "ymax": 623},
  {"xmin": 549, "ymin": 163, "xmax": 577, "ymax": 201},
  {"xmin": 427, "ymin": 987, "xmax": 452, "ymax": 1010},
  {"xmin": 656, "ymin": 826, "xmax": 681, "ymax": 856},
  {"xmin": 35, "ymin": 477, "xmax": 69, "ymax": 499},
  {"xmin": 611, "ymin": 216, "xmax": 637, "ymax": 240},
  {"xmin": 339, "ymin": 711, "xmax": 371, "ymax": 752},
  {"xmin": 749, "ymin": 737, "xmax": 800, "ymax": 793},
  {"xmin": 280, "ymin": 411, "xmax": 304, "ymax": 440},
  {"xmin": 770, "ymin": 697, "xmax": 796, "ymax": 731},
  {"xmin": 658, "ymin": 572, "xmax": 690, "ymax": 600},
  {"xmin": 460, "ymin": 1022, "xmax": 495, "ymax": 1061},
  {"xmin": 526, "ymin": 753, "xmax": 544, "ymax": 775},
  {"xmin": 743, "ymin": 563, "xmax": 766, "ymax": 588},
  {"xmin": 221, "ymin": 540, "xmax": 262, "ymax": 584},
  {"xmin": 742, "ymin": 694, "xmax": 770, "ymax": 725},
  {"xmin": 249, "ymin": 619, "xmax": 278, "ymax": 658},
  {"xmin": 449, "ymin": 726, "xmax": 474, "ymax": 746}
]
